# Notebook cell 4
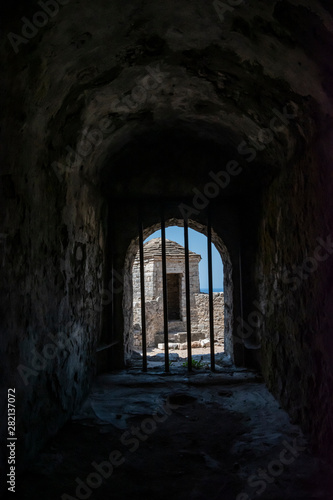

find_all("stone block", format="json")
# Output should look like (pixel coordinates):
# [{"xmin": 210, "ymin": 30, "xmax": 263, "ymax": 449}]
[
  {"xmin": 175, "ymin": 332, "xmax": 187, "ymax": 343},
  {"xmin": 169, "ymin": 343, "xmax": 179, "ymax": 349},
  {"xmin": 157, "ymin": 342, "xmax": 179, "ymax": 349}
]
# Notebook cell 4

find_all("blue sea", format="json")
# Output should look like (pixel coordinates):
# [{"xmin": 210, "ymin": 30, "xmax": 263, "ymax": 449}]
[{"xmin": 200, "ymin": 288, "xmax": 223, "ymax": 294}]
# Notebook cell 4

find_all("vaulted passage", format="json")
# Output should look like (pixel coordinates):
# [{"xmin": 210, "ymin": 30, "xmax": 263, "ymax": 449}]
[{"xmin": 1, "ymin": 0, "xmax": 333, "ymax": 498}]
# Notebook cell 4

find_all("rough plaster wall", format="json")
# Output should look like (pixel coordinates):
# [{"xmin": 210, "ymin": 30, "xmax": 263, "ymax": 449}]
[{"xmin": 0, "ymin": 146, "xmax": 106, "ymax": 466}]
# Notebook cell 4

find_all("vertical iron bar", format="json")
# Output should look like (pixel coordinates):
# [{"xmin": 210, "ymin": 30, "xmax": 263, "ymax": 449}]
[
  {"xmin": 110, "ymin": 254, "xmax": 114, "ymax": 366},
  {"xmin": 161, "ymin": 208, "xmax": 170, "ymax": 372},
  {"xmin": 239, "ymin": 247, "xmax": 245, "ymax": 365},
  {"xmin": 184, "ymin": 218, "xmax": 192, "ymax": 372},
  {"xmin": 109, "ymin": 203, "xmax": 115, "ymax": 370},
  {"xmin": 138, "ymin": 215, "xmax": 147, "ymax": 372},
  {"xmin": 207, "ymin": 211, "xmax": 215, "ymax": 372}
]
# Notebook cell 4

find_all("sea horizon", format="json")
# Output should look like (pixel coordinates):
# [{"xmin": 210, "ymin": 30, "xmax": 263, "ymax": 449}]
[{"xmin": 200, "ymin": 287, "xmax": 223, "ymax": 293}]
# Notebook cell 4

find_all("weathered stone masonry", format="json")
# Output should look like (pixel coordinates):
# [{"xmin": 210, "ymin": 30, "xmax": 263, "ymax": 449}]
[{"xmin": 132, "ymin": 238, "xmax": 224, "ymax": 347}]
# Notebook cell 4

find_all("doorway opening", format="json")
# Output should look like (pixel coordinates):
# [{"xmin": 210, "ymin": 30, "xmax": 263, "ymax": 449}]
[
  {"xmin": 167, "ymin": 273, "xmax": 182, "ymax": 320},
  {"xmin": 124, "ymin": 216, "xmax": 233, "ymax": 372}
]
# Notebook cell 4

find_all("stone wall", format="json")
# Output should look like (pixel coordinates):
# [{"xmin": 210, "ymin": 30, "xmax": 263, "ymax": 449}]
[
  {"xmin": 133, "ymin": 248, "xmax": 201, "ymax": 329},
  {"xmin": 132, "ymin": 291, "xmax": 224, "ymax": 348},
  {"xmin": 133, "ymin": 296, "xmax": 164, "ymax": 348},
  {"xmin": 251, "ymin": 150, "xmax": 333, "ymax": 460},
  {"xmin": 192, "ymin": 292, "xmax": 224, "ymax": 344}
]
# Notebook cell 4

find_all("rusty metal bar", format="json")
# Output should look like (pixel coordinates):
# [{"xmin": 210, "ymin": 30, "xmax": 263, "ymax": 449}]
[
  {"xmin": 207, "ymin": 211, "xmax": 215, "ymax": 372},
  {"xmin": 138, "ymin": 215, "xmax": 147, "ymax": 372},
  {"xmin": 161, "ymin": 207, "xmax": 170, "ymax": 372},
  {"xmin": 184, "ymin": 218, "xmax": 192, "ymax": 372}
]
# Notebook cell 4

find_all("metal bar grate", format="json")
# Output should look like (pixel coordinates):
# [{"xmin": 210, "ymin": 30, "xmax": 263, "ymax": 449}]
[{"xmin": 133, "ymin": 203, "xmax": 218, "ymax": 373}]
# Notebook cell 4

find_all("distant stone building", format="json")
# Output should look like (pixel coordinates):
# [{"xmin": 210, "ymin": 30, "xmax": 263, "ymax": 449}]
[{"xmin": 132, "ymin": 238, "xmax": 224, "ymax": 348}]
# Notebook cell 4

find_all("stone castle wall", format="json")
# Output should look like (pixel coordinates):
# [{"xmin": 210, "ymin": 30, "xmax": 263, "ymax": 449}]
[
  {"xmin": 132, "ymin": 253, "xmax": 200, "ymax": 328},
  {"xmin": 192, "ymin": 292, "xmax": 224, "ymax": 343},
  {"xmin": 132, "ymin": 291, "xmax": 224, "ymax": 348}
]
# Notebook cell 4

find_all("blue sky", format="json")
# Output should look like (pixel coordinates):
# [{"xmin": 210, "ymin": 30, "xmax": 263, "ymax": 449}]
[{"xmin": 145, "ymin": 226, "xmax": 224, "ymax": 291}]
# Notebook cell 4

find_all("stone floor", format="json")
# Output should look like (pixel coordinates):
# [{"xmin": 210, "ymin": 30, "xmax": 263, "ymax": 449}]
[
  {"xmin": 17, "ymin": 362, "xmax": 333, "ymax": 500},
  {"xmin": 132, "ymin": 345, "xmax": 226, "ymax": 371}
]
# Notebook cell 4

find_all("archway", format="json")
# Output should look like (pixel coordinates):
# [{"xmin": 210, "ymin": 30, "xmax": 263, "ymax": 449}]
[{"xmin": 123, "ymin": 218, "xmax": 233, "ymax": 367}]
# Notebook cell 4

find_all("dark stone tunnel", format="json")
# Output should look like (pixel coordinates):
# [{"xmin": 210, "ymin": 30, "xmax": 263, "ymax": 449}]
[{"xmin": 1, "ymin": 0, "xmax": 333, "ymax": 498}]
